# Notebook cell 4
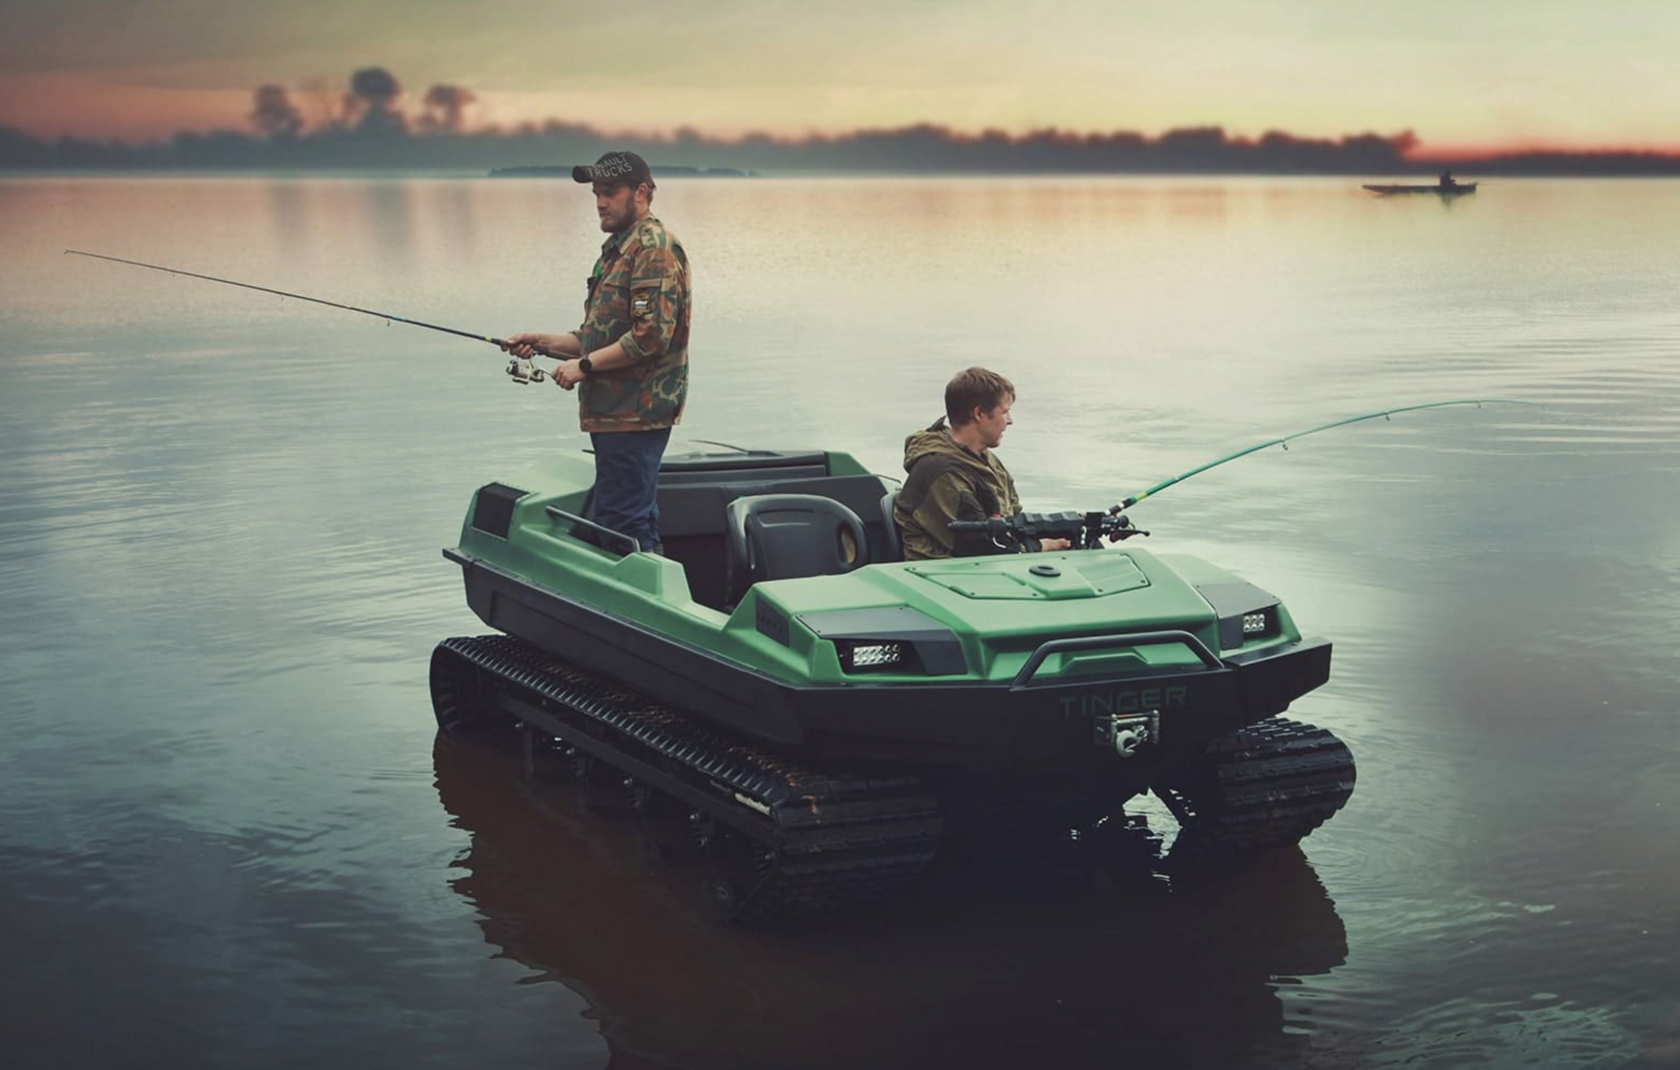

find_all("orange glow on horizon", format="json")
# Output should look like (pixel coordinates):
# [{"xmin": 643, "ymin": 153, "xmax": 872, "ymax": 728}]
[
  {"xmin": 1, "ymin": 75, "xmax": 259, "ymax": 142},
  {"xmin": 1412, "ymin": 136, "xmax": 1680, "ymax": 161},
  {"xmin": 5, "ymin": 80, "xmax": 1680, "ymax": 163}
]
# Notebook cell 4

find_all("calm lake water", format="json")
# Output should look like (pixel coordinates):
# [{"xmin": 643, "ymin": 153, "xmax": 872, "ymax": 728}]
[{"xmin": 2, "ymin": 174, "xmax": 1677, "ymax": 1069}]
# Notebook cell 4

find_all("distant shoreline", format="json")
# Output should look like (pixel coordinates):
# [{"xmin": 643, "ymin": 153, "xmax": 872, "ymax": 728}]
[
  {"xmin": 7, "ymin": 166, "xmax": 1680, "ymax": 181},
  {"xmin": 11, "ymin": 113, "xmax": 1680, "ymax": 178},
  {"xmin": 488, "ymin": 164, "xmax": 758, "ymax": 179}
]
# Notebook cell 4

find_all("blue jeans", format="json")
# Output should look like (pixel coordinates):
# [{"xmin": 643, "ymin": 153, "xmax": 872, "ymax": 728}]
[{"xmin": 588, "ymin": 427, "xmax": 671, "ymax": 554}]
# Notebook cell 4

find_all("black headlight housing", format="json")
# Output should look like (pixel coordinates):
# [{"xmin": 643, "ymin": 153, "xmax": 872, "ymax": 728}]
[
  {"xmin": 1197, "ymin": 582, "xmax": 1283, "ymax": 650},
  {"xmin": 800, "ymin": 606, "xmax": 968, "ymax": 677},
  {"xmin": 836, "ymin": 640, "xmax": 909, "ymax": 674}
]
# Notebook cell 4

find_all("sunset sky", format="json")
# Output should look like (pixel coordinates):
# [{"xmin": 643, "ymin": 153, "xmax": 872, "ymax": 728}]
[{"xmin": 2, "ymin": 0, "xmax": 1677, "ymax": 153}]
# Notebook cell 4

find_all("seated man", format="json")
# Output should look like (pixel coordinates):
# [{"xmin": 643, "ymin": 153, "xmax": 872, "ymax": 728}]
[{"xmin": 894, "ymin": 366, "xmax": 1072, "ymax": 560}]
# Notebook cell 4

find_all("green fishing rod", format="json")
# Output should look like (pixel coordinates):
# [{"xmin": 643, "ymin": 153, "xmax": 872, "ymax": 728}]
[
  {"xmin": 65, "ymin": 249, "xmax": 559, "ymax": 381},
  {"xmin": 960, "ymin": 399, "xmax": 1539, "ymax": 550},
  {"xmin": 1110, "ymin": 398, "xmax": 1538, "ymax": 514}
]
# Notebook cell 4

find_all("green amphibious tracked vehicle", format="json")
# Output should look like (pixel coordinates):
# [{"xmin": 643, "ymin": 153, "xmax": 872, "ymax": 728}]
[{"xmin": 432, "ymin": 444, "xmax": 1356, "ymax": 920}]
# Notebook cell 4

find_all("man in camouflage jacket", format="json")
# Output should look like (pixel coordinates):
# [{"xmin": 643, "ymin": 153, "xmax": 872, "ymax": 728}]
[
  {"xmin": 894, "ymin": 367, "xmax": 1071, "ymax": 560},
  {"xmin": 502, "ymin": 150, "xmax": 691, "ymax": 555}
]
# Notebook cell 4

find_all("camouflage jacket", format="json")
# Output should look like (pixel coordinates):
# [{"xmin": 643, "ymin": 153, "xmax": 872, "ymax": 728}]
[
  {"xmin": 570, "ymin": 215, "xmax": 691, "ymax": 432},
  {"xmin": 894, "ymin": 419, "xmax": 1024, "ymax": 561}
]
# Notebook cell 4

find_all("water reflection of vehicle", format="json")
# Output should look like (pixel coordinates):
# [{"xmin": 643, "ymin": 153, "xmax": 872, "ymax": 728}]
[{"xmin": 433, "ymin": 734, "xmax": 1349, "ymax": 1070}]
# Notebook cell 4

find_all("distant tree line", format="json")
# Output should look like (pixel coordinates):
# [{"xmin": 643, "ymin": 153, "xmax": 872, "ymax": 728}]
[{"xmin": 4, "ymin": 66, "xmax": 1679, "ymax": 176}]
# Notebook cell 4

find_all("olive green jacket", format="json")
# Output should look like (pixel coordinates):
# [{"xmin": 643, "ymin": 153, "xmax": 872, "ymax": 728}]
[{"xmin": 894, "ymin": 419, "xmax": 1023, "ymax": 561}]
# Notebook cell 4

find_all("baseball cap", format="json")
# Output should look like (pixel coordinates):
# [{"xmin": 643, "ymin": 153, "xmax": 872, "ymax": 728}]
[{"xmin": 572, "ymin": 150, "xmax": 656, "ymax": 189}]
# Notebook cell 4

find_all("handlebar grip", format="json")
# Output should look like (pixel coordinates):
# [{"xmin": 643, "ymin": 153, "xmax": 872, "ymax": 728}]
[{"xmin": 947, "ymin": 517, "xmax": 1010, "ymax": 533}]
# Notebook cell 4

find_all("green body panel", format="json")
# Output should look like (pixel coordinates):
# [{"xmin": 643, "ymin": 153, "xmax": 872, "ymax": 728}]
[{"xmin": 452, "ymin": 451, "xmax": 1306, "ymax": 688}]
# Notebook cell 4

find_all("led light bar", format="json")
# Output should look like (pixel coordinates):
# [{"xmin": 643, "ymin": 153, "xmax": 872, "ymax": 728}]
[{"xmin": 848, "ymin": 642, "xmax": 904, "ymax": 669}]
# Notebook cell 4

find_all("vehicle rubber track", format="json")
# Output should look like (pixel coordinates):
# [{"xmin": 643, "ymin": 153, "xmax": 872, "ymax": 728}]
[
  {"xmin": 431, "ymin": 635, "xmax": 941, "ymax": 922},
  {"xmin": 1156, "ymin": 716, "xmax": 1356, "ymax": 852}
]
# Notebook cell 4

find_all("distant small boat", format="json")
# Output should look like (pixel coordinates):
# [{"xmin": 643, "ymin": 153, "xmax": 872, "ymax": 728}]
[{"xmin": 1362, "ymin": 182, "xmax": 1478, "ymax": 196}]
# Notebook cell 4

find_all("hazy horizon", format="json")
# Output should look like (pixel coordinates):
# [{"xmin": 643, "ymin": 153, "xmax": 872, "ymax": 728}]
[
  {"xmin": 5, "ymin": 1, "xmax": 1680, "ymax": 158},
  {"xmin": 6, "ymin": 94, "xmax": 1680, "ymax": 177}
]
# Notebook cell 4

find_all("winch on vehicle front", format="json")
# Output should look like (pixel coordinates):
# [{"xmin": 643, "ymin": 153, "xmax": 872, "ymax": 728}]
[{"xmin": 1095, "ymin": 709, "xmax": 1160, "ymax": 759}]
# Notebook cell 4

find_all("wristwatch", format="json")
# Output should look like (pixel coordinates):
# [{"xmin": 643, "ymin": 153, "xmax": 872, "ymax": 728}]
[{"xmin": 577, "ymin": 355, "xmax": 593, "ymax": 375}]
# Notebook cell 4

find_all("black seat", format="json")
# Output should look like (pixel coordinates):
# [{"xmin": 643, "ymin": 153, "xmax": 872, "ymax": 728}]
[
  {"xmin": 724, "ymin": 494, "xmax": 868, "ymax": 606},
  {"xmin": 879, "ymin": 488, "xmax": 903, "ymax": 562}
]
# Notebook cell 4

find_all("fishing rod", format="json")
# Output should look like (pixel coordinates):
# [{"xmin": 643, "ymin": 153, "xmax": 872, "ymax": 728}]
[
  {"xmin": 64, "ymin": 249, "xmax": 557, "ymax": 383},
  {"xmin": 1111, "ymin": 398, "xmax": 1539, "ymax": 514}
]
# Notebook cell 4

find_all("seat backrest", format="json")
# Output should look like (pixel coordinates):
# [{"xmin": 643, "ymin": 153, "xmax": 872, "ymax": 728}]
[
  {"xmin": 724, "ymin": 494, "xmax": 869, "ymax": 606},
  {"xmin": 878, "ymin": 488, "xmax": 903, "ymax": 563}
]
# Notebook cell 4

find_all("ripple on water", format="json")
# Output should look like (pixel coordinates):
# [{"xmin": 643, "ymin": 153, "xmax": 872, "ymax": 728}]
[
  {"xmin": 1368, "ymin": 997, "xmax": 1640, "ymax": 1069},
  {"xmin": 6, "ymin": 176, "xmax": 1680, "ymax": 1070}
]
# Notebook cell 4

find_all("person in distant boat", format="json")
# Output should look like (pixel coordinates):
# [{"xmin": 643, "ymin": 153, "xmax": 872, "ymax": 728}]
[
  {"xmin": 1439, "ymin": 169, "xmax": 1458, "ymax": 189},
  {"xmin": 894, "ymin": 367, "xmax": 1072, "ymax": 560},
  {"xmin": 501, "ymin": 150, "xmax": 692, "ymax": 556}
]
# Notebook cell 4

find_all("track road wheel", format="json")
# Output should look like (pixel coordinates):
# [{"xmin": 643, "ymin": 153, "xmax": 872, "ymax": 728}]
[
  {"xmin": 622, "ymin": 775, "xmax": 664, "ymax": 816},
  {"xmin": 703, "ymin": 873, "xmax": 745, "ymax": 921},
  {"xmin": 700, "ymin": 830, "xmax": 779, "ymax": 923}
]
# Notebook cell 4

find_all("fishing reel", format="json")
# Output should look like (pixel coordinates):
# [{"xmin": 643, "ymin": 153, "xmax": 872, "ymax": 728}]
[
  {"xmin": 506, "ymin": 356, "xmax": 547, "ymax": 385},
  {"xmin": 949, "ymin": 510, "xmax": 1149, "ymax": 552}
]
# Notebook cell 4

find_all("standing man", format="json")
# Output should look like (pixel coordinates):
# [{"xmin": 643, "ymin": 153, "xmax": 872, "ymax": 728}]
[
  {"xmin": 894, "ymin": 367, "xmax": 1072, "ymax": 560},
  {"xmin": 502, "ymin": 150, "xmax": 691, "ymax": 555}
]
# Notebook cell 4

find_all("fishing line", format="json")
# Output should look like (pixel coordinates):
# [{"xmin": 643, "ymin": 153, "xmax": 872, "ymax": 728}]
[{"xmin": 1112, "ymin": 399, "xmax": 1541, "ymax": 513}]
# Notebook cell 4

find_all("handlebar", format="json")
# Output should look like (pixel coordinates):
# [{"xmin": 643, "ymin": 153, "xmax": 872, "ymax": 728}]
[{"xmin": 948, "ymin": 510, "xmax": 1149, "ymax": 551}]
